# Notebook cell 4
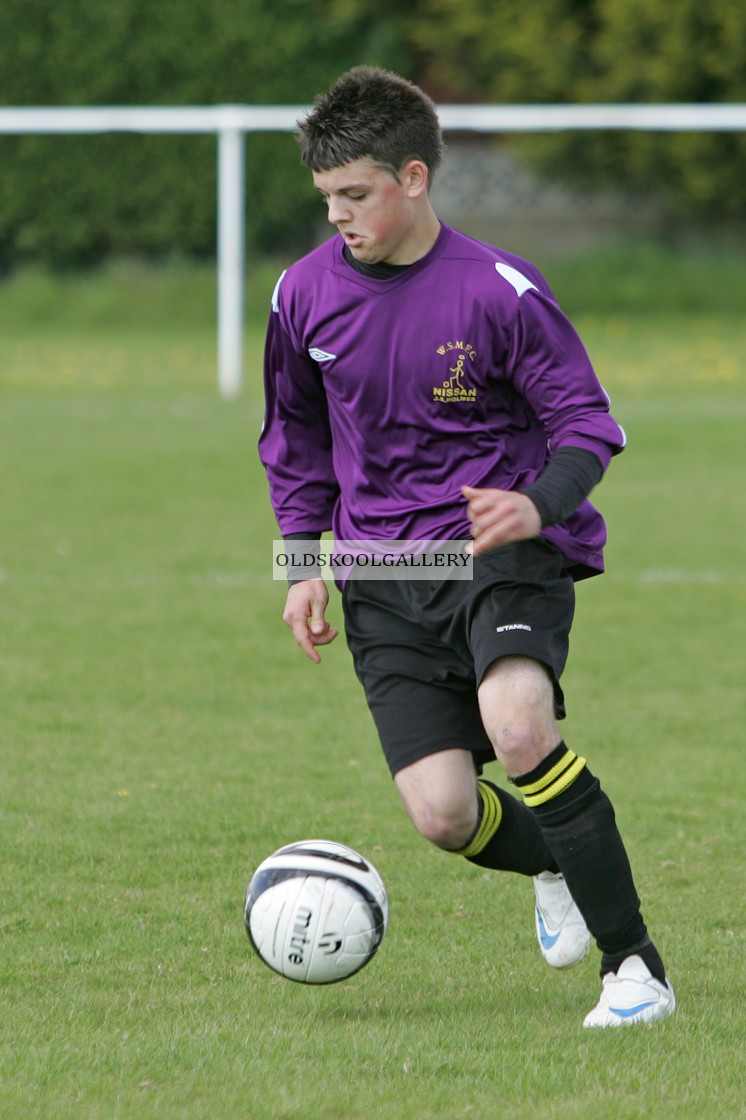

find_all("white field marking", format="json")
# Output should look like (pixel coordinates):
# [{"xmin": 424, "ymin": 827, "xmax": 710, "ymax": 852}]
[
  {"xmin": 1, "ymin": 568, "xmax": 738, "ymax": 590},
  {"xmin": 639, "ymin": 569, "xmax": 724, "ymax": 584},
  {"xmin": 0, "ymin": 398, "xmax": 264, "ymax": 422},
  {"xmin": 192, "ymin": 571, "xmax": 252, "ymax": 587},
  {"xmin": 0, "ymin": 570, "xmax": 257, "ymax": 588}
]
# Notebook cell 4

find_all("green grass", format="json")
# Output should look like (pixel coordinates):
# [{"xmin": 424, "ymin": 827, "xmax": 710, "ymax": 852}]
[
  {"xmin": 1, "ymin": 256, "xmax": 745, "ymax": 1119},
  {"xmin": 540, "ymin": 239, "xmax": 746, "ymax": 318}
]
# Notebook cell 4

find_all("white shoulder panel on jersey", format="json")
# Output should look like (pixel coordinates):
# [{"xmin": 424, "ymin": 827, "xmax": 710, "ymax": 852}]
[
  {"xmin": 600, "ymin": 384, "xmax": 629, "ymax": 449},
  {"xmin": 271, "ymin": 270, "xmax": 287, "ymax": 313},
  {"xmin": 494, "ymin": 262, "xmax": 538, "ymax": 297}
]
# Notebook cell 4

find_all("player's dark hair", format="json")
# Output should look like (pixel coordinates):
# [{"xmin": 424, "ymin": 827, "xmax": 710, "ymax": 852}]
[{"xmin": 298, "ymin": 66, "xmax": 444, "ymax": 184}]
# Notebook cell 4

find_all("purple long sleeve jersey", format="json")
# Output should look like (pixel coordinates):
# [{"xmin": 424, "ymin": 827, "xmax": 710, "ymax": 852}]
[{"xmin": 259, "ymin": 224, "xmax": 626, "ymax": 579}]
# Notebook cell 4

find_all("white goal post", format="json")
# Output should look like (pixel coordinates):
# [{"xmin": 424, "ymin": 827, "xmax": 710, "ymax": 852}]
[{"xmin": 1, "ymin": 102, "xmax": 744, "ymax": 398}]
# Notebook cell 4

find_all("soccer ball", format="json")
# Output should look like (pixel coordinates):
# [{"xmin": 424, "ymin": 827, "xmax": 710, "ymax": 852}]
[{"xmin": 244, "ymin": 839, "xmax": 389, "ymax": 984}]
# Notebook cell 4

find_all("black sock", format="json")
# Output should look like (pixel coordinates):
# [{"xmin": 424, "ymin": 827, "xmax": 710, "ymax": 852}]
[
  {"xmin": 601, "ymin": 939, "xmax": 667, "ymax": 985},
  {"xmin": 513, "ymin": 742, "xmax": 667, "ymax": 984},
  {"xmin": 456, "ymin": 780, "xmax": 559, "ymax": 877}
]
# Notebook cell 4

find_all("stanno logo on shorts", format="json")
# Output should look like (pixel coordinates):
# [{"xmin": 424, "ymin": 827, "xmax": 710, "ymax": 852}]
[{"xmin": 495, "ymin": 623, "xmax": 532, "ymax": 633}]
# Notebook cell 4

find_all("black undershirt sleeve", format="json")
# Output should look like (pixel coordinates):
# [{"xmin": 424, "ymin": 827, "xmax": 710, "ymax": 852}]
[
  {"xmin": 283, "ymin": 530, "xmax": 323, "ymax": 585},
  {"xmin": 520, "ymin": 446, "xmax": 604, "ymax": 527}
]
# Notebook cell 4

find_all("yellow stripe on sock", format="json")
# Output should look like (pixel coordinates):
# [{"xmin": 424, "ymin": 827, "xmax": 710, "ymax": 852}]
[
  {"xmin": 523, "ymin": 755, "xmax": 587, "ymax": 807},
  {"xmin": 518, "ymin": 748, "xmax": 579, "ymax": 798},
  {"xmin": 457, "ymin": 781, "xmax": 503, "ymax": 859}
]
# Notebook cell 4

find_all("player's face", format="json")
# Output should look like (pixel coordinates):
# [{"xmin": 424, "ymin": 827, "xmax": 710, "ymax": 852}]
[{"xmin": 312, "ymin": 158, "xmax": 428, "ymax": 266}]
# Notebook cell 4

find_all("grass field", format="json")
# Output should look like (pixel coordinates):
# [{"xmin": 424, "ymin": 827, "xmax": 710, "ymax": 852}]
[{"xmin": 1, "ymin": 252, "xmax": 744, "ymax": 1119}]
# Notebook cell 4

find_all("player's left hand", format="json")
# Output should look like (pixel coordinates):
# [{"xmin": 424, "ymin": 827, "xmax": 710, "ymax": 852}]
[{"xmin": 461, "ymin": 485, "xmax": 542, "ymax": 556}]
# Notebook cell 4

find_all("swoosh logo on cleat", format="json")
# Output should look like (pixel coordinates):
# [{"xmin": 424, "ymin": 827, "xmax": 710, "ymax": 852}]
[
  {"xmin": 536, "ymin": 911, "xmax": 561, "ymax": 950},
  {"xmin": 610, "ymin": 1001, "xmax": 658, "ymax": 1018}
]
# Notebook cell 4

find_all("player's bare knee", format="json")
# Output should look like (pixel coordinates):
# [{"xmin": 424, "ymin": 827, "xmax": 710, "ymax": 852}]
[
  {"xmin": 394, "ymin": 750, "xmax": 479, "ymax": 850},
  {"xmin": 478, "ymin": 656, "xmax": 559, "ymax": 775},
  {"xmin": 491, "ymin": 720, "xmax": 558, "ymax": 778},
  {"xmin": 410, "ymin": 801, "xmax": 476, "ymax": 851}
]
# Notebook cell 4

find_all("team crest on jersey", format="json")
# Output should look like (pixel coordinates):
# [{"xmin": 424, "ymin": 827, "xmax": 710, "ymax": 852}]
[{"xmin": 433, "ymin": 340, "xmax": 478, "ymax": 402}]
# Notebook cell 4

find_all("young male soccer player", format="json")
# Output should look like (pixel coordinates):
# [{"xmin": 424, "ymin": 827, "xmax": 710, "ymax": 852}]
[{"xmin": 259, "ymin": 66, "xmax": 676, "ymax": 1027}]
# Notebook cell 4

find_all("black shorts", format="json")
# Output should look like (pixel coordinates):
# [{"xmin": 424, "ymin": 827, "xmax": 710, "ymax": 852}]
[{"xmin": 341, "ymin": 538, "xmax": 576, "ymax": 777}]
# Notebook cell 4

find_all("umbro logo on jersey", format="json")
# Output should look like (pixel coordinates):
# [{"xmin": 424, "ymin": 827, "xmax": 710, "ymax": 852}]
[
  {"xmin": 309, "ymin": 347, "xmax": 337, "ymax": 363},
  {"xmin": 496, "ymin": 623, "xmax": 532, "ymax": 633}
]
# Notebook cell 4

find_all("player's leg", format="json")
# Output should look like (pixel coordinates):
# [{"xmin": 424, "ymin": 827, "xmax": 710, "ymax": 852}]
[
  {"xmin": 371, "ymin": 675, "xmax": 561, "ymax": 879},
  {"xmin": 344, "ymin": 575, "xmax": 593, "ymax": 974},
  {"xmin": 342, "ymin": 579, "xmax": 557, "ymax": 877},
  {"xmin": 477, "ymin": 653, "xmax": 652, "ymax": 971},
  {"xmin": 478, "ymin": 655, "xmax": 675, "ymax": 1025},
  {"xmin": 393, "ymin": 747, "xmax": 479, "ymax": 851},
  {"xmin": 393, "ymin": 747, "xmax": 574, "ymax": 905}
]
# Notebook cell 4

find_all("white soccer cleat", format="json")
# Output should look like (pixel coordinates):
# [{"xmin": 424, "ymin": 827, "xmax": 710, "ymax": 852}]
[
  {"xmin": 533, "ymin": 871, "xmax": 591, "ymax": 969},
  {"xmin": 583, "ymin": 954, "xmax": 676, "ymax": 1028}
]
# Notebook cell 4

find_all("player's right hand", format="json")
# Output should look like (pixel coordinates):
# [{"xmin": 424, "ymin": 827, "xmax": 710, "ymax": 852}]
[{"xmin": 282, "ymin": 578, "xmax": 338, "ymax": 663}]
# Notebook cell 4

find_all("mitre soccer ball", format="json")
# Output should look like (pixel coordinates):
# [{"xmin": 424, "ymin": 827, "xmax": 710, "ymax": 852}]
[{"xmin": 244, "ymin": 839, "xmax": 389, "ymax": 984}]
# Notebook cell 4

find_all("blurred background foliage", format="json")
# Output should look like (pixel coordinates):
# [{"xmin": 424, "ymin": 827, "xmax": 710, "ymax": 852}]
[
  {"xmin": 0, "ymin": 0, "xmax": 744, "ymax": 269},
  {"xmin": 405, "ymin": 0, "xmax": 746, "ymax": 222}
]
